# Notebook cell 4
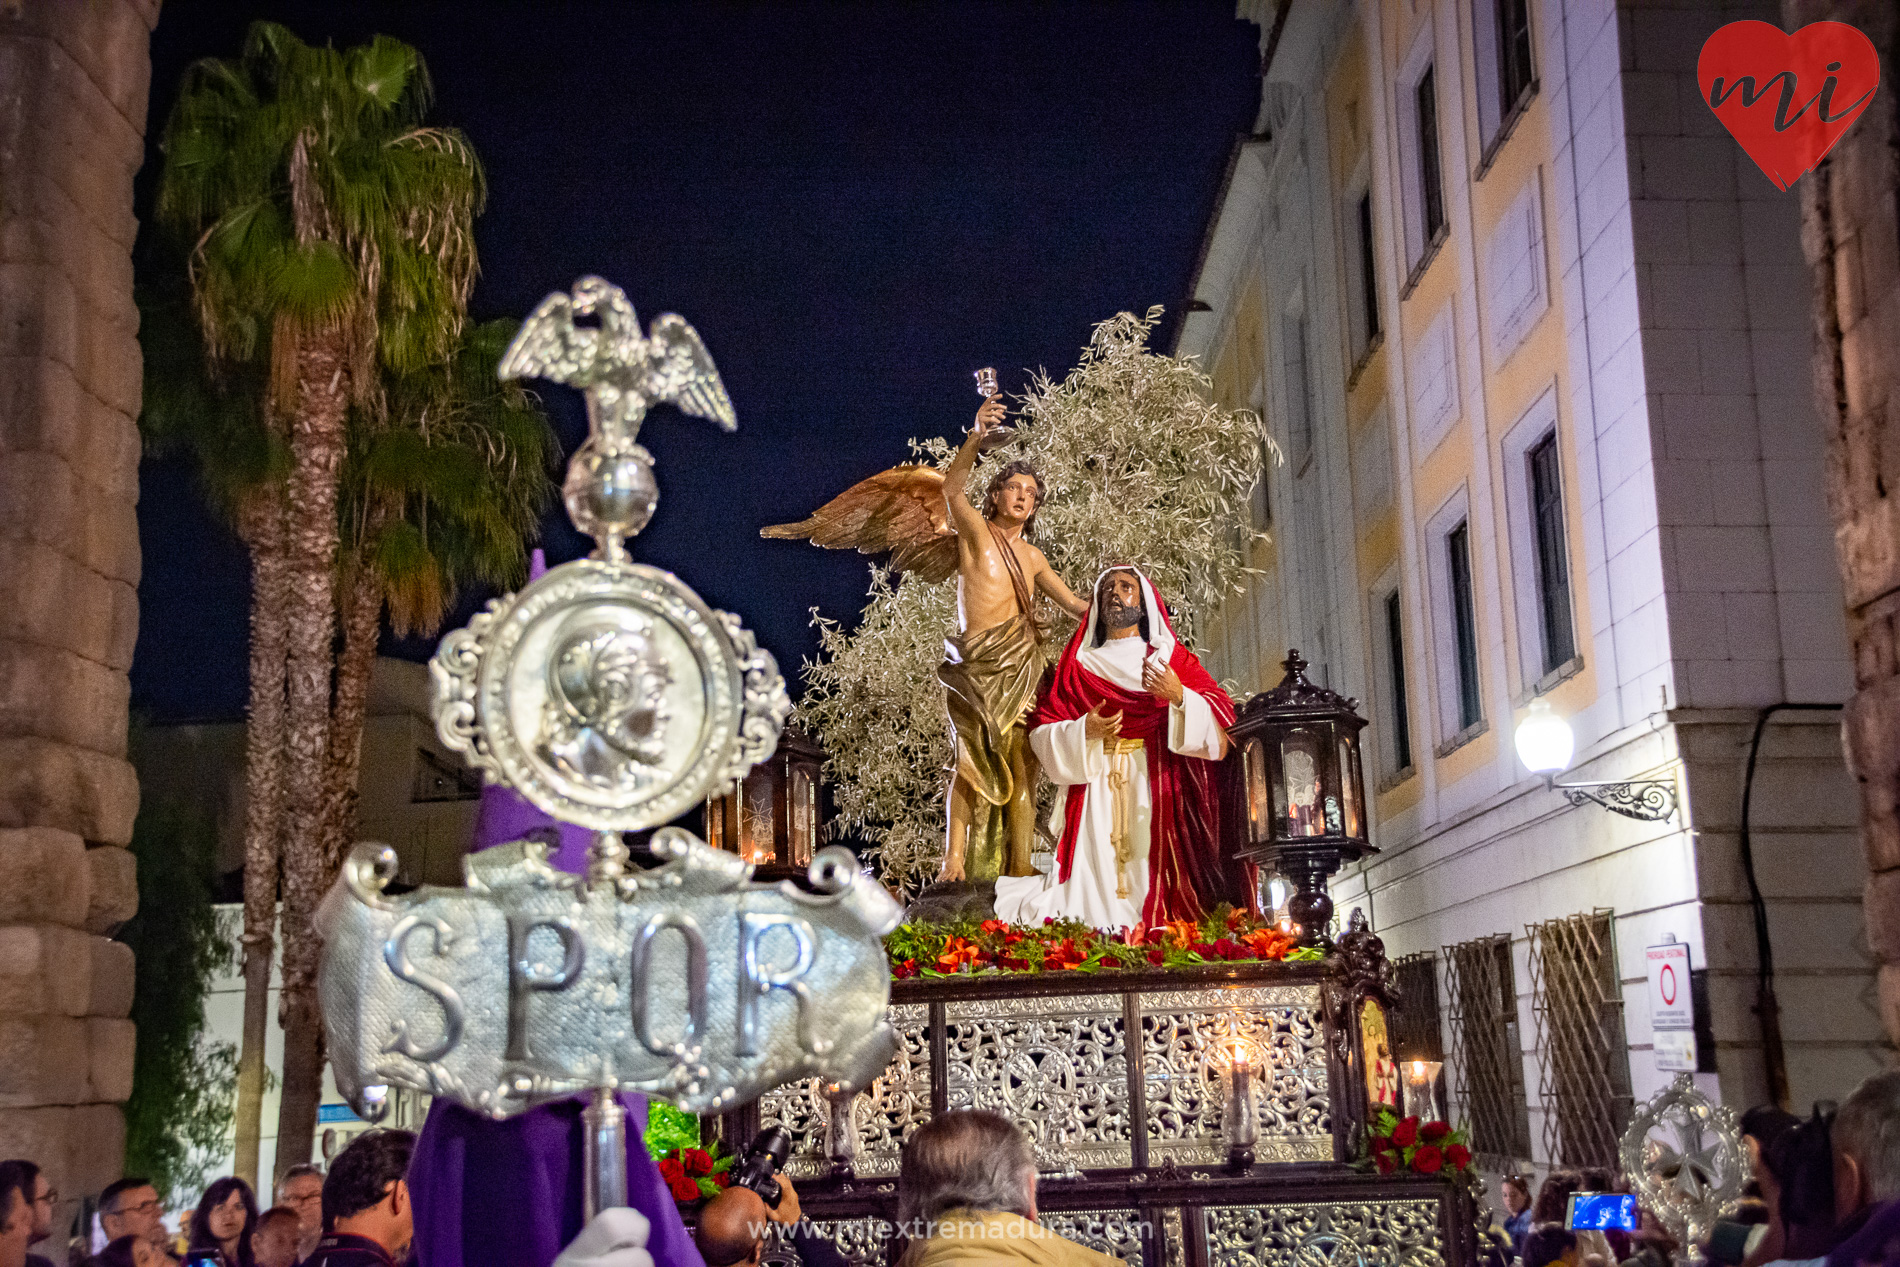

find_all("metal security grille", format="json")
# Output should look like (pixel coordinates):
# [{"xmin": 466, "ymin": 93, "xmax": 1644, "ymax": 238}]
[
  {"xmin": 1528, "ymin": 911, "xmax": 1634, "ymax": 1168},
  {"xmin": 1444, "ymin": 934, "xmax": 1532, "ymax": 1167},
  {"xmin": 1391, "ymin": 953, "xmax": 1445, "ymax": 1061}
]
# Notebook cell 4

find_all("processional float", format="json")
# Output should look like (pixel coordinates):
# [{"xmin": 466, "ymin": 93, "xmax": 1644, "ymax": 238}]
[{"xmin": 316, "ymin": 276, "xmax": 903, "ymax": 1219}]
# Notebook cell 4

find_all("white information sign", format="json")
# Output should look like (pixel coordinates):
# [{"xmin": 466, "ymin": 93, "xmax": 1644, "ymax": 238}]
[
  {"xmin": 1654, "ymin": 1028, "xmax": 1698, "ymax": 1072},
  {"xmin": 1647, "ymin": 941, "xmax": 1694, "ymax": 1029}
]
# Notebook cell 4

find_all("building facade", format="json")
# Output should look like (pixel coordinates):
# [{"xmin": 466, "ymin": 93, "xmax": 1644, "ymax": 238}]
[{"xmin": 1178, "ymin": 0, "xmax": 1884, "ymax": 1175}]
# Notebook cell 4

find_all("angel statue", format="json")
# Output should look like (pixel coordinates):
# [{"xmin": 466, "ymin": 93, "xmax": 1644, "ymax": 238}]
[{"xmin": 764, "ymin": 396, "xmax": 1090, "ymax": 889}]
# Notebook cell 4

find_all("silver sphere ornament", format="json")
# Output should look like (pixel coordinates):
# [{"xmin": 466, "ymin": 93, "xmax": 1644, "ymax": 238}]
[{"xmin": 564, "ymin": 440, "xmax": 659, "ymax": 557}]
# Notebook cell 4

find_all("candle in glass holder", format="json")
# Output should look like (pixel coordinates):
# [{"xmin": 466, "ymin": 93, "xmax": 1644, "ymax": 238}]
[{"xmin": 1223, "ymin": 1039, "xmax": 1259, "ymax": 1169}]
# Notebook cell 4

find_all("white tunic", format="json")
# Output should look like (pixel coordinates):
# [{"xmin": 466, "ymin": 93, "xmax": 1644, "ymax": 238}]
[{"xmin": 992, "ymin": 634, "xmax": 1225, "ymax": 931}]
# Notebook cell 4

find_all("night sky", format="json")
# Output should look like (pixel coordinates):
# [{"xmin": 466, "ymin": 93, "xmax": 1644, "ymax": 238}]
[{"xmin": 131, "ymin": 1, "xmax": 1263, "ymax": 723}]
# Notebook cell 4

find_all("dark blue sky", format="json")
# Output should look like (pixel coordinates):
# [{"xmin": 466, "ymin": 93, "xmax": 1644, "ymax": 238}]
[{"xmin": 132, "ymin": 1, "xmax": 1263, "ymax": 722}]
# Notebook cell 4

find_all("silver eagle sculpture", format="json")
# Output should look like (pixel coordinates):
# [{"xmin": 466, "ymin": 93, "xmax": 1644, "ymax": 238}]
[{"xmin": 500, "ymin": 276, "xmax": 736, "ymax": 559}]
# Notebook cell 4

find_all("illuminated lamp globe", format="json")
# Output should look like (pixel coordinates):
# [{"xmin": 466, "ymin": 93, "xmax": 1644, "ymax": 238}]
[{"xmin": 1514, "ymin": 697, "xmax": 1574, "ymax": 776}]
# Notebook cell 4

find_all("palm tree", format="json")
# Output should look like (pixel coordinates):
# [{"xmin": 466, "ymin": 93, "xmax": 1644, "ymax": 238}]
[
  {"xmin": 136, "ymin": 275, "xmax": 285, "ymax": 1189},
  {"xmin": 155, "ymin": 20, "xmax": 484, "ymax": 1171},
  {"xmin": 323, "ymin": 319, "xmax": 559, "ymax": 875}
]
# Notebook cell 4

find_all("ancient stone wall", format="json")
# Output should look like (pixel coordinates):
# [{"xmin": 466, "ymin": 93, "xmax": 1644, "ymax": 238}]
[
  {"xmin": 0, "ymin": 0, "xmax": 157, "ymax": 1229},
  {"xmin": 1785, "ymin": 0, "xmax": 1900, "ymax": 1048}
]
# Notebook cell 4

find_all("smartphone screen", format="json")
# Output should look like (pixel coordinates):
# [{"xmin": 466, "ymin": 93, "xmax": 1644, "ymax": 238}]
[{"xmin": 1565, "ymin": 1192, "xmax": 1638, "ymax": 1232}]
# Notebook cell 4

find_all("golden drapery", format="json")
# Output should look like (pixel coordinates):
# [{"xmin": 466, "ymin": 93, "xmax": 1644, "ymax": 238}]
[{"xmin": 938, "ymin": 612, "xmax": 1042, "ymax": 882}]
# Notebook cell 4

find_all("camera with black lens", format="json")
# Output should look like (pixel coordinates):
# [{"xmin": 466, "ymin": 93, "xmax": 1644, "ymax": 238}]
[{"xmin": 729, "ymin": 1126, "xmax": 792, "ymax": 1209}]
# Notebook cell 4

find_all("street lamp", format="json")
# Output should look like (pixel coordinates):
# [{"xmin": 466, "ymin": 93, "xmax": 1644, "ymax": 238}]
[{"xmin": 1513, "ymin": 698, "xmax": 1678, "ymax": 822}]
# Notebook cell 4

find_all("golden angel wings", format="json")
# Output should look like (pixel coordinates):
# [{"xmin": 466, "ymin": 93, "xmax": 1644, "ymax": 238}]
[
  {"xmin": 761, "ymin": 464, "xmax": 959, "ymax": 583},
  {"xmin": 498, "ymin": 275, "xmax": 735, "ymax": 441}
]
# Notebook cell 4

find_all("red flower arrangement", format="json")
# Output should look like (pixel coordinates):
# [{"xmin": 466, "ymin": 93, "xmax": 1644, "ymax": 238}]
[
  {"xmin": 660, "ymin": 1145, "xmax": 732, "ymax": 1202},
  {"xmin": 1363, "ymin": 1108, "xmax": 1473, "ymax": 1177},
  {"xmin": 884, "ymin": 907, "xmax": 1323, "ymax": 980}
]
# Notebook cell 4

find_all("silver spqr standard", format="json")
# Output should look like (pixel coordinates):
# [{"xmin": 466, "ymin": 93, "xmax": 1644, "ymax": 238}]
[{"xmin": 316, "ymin": 276, "xmax": 902, "ymax": 1216}]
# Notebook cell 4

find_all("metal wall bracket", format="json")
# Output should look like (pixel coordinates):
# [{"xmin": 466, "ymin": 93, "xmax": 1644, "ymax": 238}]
[{"xmin": 1547, "ymin": 776, "xmax": 1678, "ymax": 822}]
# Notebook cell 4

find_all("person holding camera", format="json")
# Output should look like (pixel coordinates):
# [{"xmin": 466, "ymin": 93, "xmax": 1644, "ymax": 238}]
[{"xmin": 697, "ymin": 1173, "xmax": 844, "ymax": 1267}]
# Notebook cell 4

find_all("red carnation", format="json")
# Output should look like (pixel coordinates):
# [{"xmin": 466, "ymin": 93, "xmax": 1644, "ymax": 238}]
[
  {"xmin": 660, "ymin": 1158, "xmax": 699, "ymax": 1201},
  {"xmin": 893, "ymin": 958, "xmax": 918, "ymax": 979},
  {"xmin": 1420, "ymin": 1120, "xmax": 1451, "ymax": 1144},
  {"xmin": 1445, "ymin": 1144, "xmax": 1471, "ymax": 1171},
  {"xmin": 1390, "ymin": 1117, "xmax": 1419, "ymax": 1148},
  {"xmin": 1147, "ymin": 948, "xmax": 1167, "ymax": 966},
  {"xmin": 1188, "ymin": 942, "xmax": 1217, "ymax": 959},
  {"xmin": 681, "ymin": 1148, "xmax": 714, "ymax": 1177},
  {"xmin": 1374, "ymin": 1150, "xmax": 1398, "ymax": 1174},
  {"xmin": 1411, "ymin": 1145, "xmax": 1444, "ymax": 1174}
]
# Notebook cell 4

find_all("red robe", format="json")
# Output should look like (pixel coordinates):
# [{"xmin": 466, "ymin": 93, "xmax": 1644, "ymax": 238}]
[{"xmin": 1030, "ymin": 616, "xmax": 1236, "ymax": 928}]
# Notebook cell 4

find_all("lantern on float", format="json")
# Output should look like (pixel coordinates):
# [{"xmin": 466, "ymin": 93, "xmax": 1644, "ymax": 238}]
[
  {"xmin": 703, "ymin": 724, "xmax": 824, "ymax": 877},
  {"xmin": 1228, "ymin": 650, "xmax": 1375, "ymax": 946}
]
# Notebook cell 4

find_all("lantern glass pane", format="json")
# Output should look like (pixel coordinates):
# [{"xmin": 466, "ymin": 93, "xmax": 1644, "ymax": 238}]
[
  {"xmin": 1339, "ymin": 732, "xmax": 1363, "ymax": 839},
  {"xmin": 741, "ymin": 774, "xmax": 774, "ymax": 864},
  {"xmin": 790, "ymin": 766, "xmax": 815, "ymax": 865},
  {"xmin": 1279, "ymin": 728, "xmax": 1327, "ymax": 838},
  {"xmin": 1244, "ymin": 738, "xmax": 1270, "ymax": 841}
]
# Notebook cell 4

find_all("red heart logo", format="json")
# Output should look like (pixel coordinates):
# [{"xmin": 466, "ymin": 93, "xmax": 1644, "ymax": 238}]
[{"xmin": 1697, "ymin": 20, "xmax": 1880, "ymax": 191}]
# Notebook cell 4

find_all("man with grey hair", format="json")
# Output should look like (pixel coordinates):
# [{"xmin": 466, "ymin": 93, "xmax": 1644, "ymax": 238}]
[
  {"xmin": 896, "ymin": 1112, "xmax": 1119, "ymax": 1267},
  {"xmin": 1826, "ymin": 1069, "xmax": 1900, "ymax": 1267}
]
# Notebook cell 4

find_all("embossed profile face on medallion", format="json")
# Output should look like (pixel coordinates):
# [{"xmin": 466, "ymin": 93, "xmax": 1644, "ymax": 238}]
[
  {"xmin": 540, "ymin": 615, "xmax": 675, "ymax": 790},
  {"xmin": 505, "ymin": 597, "xmax": 709, "ymax": 814}
]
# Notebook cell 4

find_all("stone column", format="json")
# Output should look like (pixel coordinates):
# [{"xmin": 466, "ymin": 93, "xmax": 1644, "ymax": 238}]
[
  {"xmin": 1785, "ymin": 0, "xmax": 1900, "ymax": 1045},
  {"xmin": 0, "ymin": 0, "xmax": 157, "ymax": 1232}
]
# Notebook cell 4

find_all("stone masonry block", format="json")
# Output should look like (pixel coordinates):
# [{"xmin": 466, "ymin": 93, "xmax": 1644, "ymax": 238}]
[
  {"xmin": 88, "ymin": 936, "xmax": 133, "ymax": 1019},
  {"xmin": 0, "ymin": 542, "xmax": 139, "ymax": 669},
  {"xmin": 0, "ymin": 356, "xmax": 140, "ymax": 501},
  {"xmin": 86, "ymin": 1018, "xmax": 134, "ymax": 1103},
  {"xmin": 0, "ymin": 826, "xmax": 87, "ymax": 926},
  {"xmin": 0, "ymin": 1103, "xmax": 125, "ymax": 1229},
  {"xmin": 0, "ymin": 639, "xmax": 131, "ymax": 756},
  {"xmin": 1865, "ymin": 868, "xmax": 1900, "ymax": 967},
  {"xmin": 0, "ymin": 1014, "xmax": 89, "ymax": 1106},
  {"xmin": 0, "ymin": 735, "xmax": 138, "ymax": 846},
  {"xmin": 0, "ymin": 261, "xmax": 78, "ymax": 368},
  {"xmin": 84, "ymin": 845, "xmax": 136, "ymax": 934},
  {"xmin": 20, "ymin": 0, "xmax": 161, "ymax": 127},
  {"xmin": 0, "ymin": 923, "xmax": 94, "ymax": 1016},
  {"xmin": 0, "ymin": 448, "xmax": 141, "ymax": 585}
]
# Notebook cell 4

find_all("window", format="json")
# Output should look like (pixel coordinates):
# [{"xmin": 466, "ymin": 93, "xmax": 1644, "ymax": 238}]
[
  {"xmin": 1446, "ymin": 934, "xmax": 1534, "ymax": 1167},
  {"xmin": 1356, "ymin": 193, "xmax": 1381, "ymax": 351},
  {"xmin": 1250, "ymin": 440, "xmax": 1274, "ymax": 528},
  {"xmin": 1528, "ymin": 433, "xmax": 1576, "ymax": 673},
  {"xmin": 1385, "ymin": 590, "xmax": 1413, "ymax": 773},
  {"xmin": 1282, "ymin": 311, "xmax": 1313, "ymax": 473},
  {"xmin": 1528, "ymin": 911, "xmax": 1634, "ymax": 1168},
  {"xmin": 412, "ymin": 748, "xmax": 481, "ymax": 802},
  {"xmin": 1472, "ymin": 0, "xmax": 1537, "ymax": 164},
  {"xmin": 1417, "ymin": 69, "xmax": 1445, "ymax": 245},
  {"xmin": 1448, "ymin": 521, "xmax": 1483, "ymax": 731},
  {"xmin": 1392, "ymin": 953, "xmax": 1445, "ymax": 1061},
  {"xmin": 1497, "ymin": 0, "xmax": 1535, "ymax": 118}
]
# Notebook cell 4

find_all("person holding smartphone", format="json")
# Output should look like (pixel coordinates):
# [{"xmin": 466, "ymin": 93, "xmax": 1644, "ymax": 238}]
[{"xmin": 186, "ymin": 1179, "xmax": 257, "ymax": 1267}]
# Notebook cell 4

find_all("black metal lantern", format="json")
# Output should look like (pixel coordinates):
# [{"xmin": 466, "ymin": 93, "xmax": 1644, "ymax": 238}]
[
  {"xmin": 1227, "ymin": 650, "xmax": 1375, "ymax": 946},
  {"xmin": 703, "ymin": 724, "xmax": 824, "ymax": 879}
]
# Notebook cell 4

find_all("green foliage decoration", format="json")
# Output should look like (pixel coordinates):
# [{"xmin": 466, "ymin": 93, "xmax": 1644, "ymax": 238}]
[{"xmin": 120, "ymin": 800, "xmax": 241, "ymax": 1206}]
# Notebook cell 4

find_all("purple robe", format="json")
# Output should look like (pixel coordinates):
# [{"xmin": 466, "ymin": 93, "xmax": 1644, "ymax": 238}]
[
  {"xmin": 408, "ymin": 1092, "xmax": 703, "ymax": 1267},
  {"xmin": 408, "ymin": 547, "xmax": 703, "ymax": 1267}
]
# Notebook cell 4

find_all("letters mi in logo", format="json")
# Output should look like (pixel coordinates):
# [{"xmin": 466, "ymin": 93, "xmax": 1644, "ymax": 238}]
[{"xmin": 1698, "ymin": 20, "xmax": 1880, "ymax": 191}]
